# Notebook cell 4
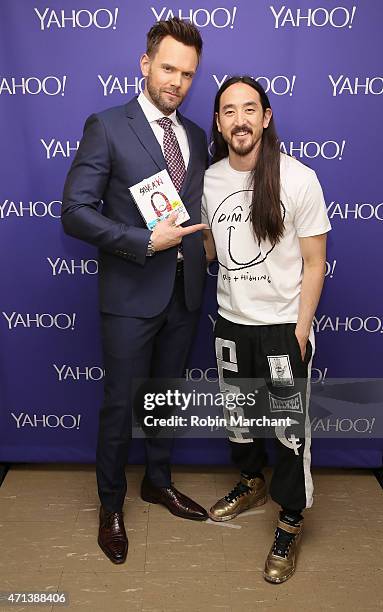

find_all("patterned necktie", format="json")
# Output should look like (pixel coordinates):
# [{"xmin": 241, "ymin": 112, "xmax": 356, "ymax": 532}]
[{"xmin": 157, "ymin": 117, "xmax": 186, "ymax": 193}]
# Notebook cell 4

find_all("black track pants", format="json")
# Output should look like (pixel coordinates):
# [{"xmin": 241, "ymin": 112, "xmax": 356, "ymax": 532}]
[{"xmin": 214, "ymin": 315, "xmax": 315, "ymax": 511}]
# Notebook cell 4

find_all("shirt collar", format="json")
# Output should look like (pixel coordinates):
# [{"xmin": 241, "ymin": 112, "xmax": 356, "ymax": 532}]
[{"xmin": 138, "ymin": 92, "xmax": 179, "ymax": 127}]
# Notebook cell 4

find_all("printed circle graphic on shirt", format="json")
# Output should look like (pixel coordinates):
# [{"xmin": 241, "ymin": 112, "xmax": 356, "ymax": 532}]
[{"xmin": 211, "ymin": 190, "xmax": 286, "ymax": 271}]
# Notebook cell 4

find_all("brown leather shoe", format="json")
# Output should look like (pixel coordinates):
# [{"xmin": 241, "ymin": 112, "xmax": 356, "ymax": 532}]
[
  {"xmin": 141, "ymin": 477, "xmax": 208, "ymax": 521},
  {"xmin": 98, "ymin": 507, "xmax": 128, "ymax": 564}
]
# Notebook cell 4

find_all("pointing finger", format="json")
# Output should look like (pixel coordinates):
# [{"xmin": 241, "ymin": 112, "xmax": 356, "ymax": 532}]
[{"xmin": 178, "ymin": 223, "xmax": 208, "ymax": 236}]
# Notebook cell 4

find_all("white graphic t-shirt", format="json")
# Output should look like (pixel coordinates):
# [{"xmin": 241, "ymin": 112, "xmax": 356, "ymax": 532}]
[{"xmin": 202, "ymin": 153, "xmax": 331, "ymax": 326}]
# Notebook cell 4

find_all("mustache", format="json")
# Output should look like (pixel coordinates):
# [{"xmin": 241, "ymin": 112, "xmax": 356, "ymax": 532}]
[
  {"xmin": 231, "ymin": 126, "xmax": 253, "ymax": 136},
  {"xmin": 163, "ymin": 87, "xmax": 181, "ymax": 96}
]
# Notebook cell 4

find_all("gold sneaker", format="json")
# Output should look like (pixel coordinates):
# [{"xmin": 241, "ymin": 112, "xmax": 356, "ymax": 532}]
[
  {"xmin": 208, "ymin": 475, "xmax": 267, "ymax": 522},
  {"xmin": 263, "ymin": 517, "xmax": 303, "ymax": 583}
]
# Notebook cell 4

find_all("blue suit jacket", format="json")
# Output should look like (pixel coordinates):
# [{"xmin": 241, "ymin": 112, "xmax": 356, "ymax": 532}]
[{"xmin": 62, "ymin": 96, "xmax": 208, "ymax": 317}]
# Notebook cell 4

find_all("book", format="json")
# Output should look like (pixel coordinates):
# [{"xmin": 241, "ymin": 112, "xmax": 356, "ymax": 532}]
[{"xmin": 129, "ymin": 169, "xmax": 190, "ymax": 231}]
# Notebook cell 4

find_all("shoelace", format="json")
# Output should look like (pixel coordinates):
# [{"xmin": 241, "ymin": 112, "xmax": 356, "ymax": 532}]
[
  {"xmin": 272, "ymin": 527, "xmax": 296, "ymax": 558},
  {"xmin": 224, "ymin": 481, "xmax": 251, "ymax": 503}
]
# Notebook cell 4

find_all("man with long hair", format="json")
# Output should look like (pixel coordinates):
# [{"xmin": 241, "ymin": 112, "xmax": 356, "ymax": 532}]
[
  {"xmin": 62, "ymin": 18, "xmax": 209, "ymax": 565},
  {"xmin": 202, "ymin": 76, "xmax": 331, "ymax": 583}
]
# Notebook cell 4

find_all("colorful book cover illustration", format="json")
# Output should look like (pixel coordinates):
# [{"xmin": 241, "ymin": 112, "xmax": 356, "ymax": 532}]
[{"xmin": 129, "ymin": 169, "xmax": 190, "ymax": 230}]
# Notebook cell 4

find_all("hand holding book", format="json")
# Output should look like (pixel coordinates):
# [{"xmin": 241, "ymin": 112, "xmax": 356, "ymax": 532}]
[
  {"xmin": 129, "ymin": 169, "xmax": 207, "ymax": 253},
  {"xmin": 151, "ymin": 211, "xmax": 207, "ymax": 252}
]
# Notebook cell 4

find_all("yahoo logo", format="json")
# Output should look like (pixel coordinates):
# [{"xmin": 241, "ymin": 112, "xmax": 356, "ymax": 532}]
[{"xmin": 34, "ymin": 8, "xmax": 119, "ymax": 30}]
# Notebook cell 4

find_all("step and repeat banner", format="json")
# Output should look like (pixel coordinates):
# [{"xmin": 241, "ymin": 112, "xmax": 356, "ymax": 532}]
[{"xmin": 0, "ymin": 1, "xmax": 382, "ymax": 466}]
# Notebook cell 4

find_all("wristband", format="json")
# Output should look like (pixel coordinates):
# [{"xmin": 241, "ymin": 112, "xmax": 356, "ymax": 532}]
[{"xmin": 146, "ymin": 235, "xmax": 156, "ymax": 257}]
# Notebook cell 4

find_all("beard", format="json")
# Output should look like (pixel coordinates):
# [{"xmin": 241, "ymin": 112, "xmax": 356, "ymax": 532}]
[
  {"xmin": 226, "ymin": 126, "xmax": 258, "ymax": 157},
  {"xmin": 229, "ymin": 139, "xmax": 257, "ymax": 157},
  {"xmin": 146, "ymin": 71, "xmax": 183, "ymax": 115}
]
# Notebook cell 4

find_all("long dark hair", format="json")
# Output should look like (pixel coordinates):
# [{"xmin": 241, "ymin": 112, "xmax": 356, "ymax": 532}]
[{"xmin": 211, "ymin": 76, "xmax": 283, "ymax": 245}]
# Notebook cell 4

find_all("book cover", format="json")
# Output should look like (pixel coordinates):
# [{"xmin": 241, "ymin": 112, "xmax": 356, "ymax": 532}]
[{"xmin": 129, "ymin": 169, "xmax": 190, "ymax": 230}]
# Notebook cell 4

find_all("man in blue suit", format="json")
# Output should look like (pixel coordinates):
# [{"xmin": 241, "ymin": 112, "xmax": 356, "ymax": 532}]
[{"xmin": 62, "ymin": 18, "xmax": 208, "ymax": 564}]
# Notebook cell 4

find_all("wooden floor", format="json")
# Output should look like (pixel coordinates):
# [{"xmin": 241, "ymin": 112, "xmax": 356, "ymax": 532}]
[{"xmin": 0, "ymin": 464, "xmax": 382, "ymax": 611}]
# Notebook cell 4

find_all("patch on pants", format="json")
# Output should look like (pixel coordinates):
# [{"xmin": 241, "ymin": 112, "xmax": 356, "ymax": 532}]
[
  {"xmin": 267, "ymin": 355, "xmax": 294, "ymax": 387},
  {"xmin": 269, "ymin": 391, "xmax": 303, "ymax": 414}
]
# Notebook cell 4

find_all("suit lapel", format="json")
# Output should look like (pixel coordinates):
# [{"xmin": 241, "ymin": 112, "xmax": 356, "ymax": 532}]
[
  {"xmin": 125, "ymin": 98, "xmax": 199, "ymax": 200},
  {"xmin": 177, "ymin": 112, "xmax": 198, "ymax": 198},
  {"xmin": 125, "ymin": 97, "xmax": 166, "ymax": 171}
]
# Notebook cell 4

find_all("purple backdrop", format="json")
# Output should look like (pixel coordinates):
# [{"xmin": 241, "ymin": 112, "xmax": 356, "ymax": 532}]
[{"xmin": 1, "ymin": 0, "xmax": 382, "ymax": 466}]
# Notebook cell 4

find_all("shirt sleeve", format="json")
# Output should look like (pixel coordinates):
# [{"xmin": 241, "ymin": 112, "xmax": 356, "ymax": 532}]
[
  {"xmin": 201, "ymin": 191, "xmax": 210, "ymax": 227},
  {"xmin": 294, "ymin": 170, "xmax": 332, "ymax": 238}
]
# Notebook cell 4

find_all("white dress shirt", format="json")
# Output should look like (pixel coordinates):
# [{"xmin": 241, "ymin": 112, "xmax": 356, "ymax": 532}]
[{"xmin": 137, "ymin": 92, "xmax": 190, "ymax": 168}]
